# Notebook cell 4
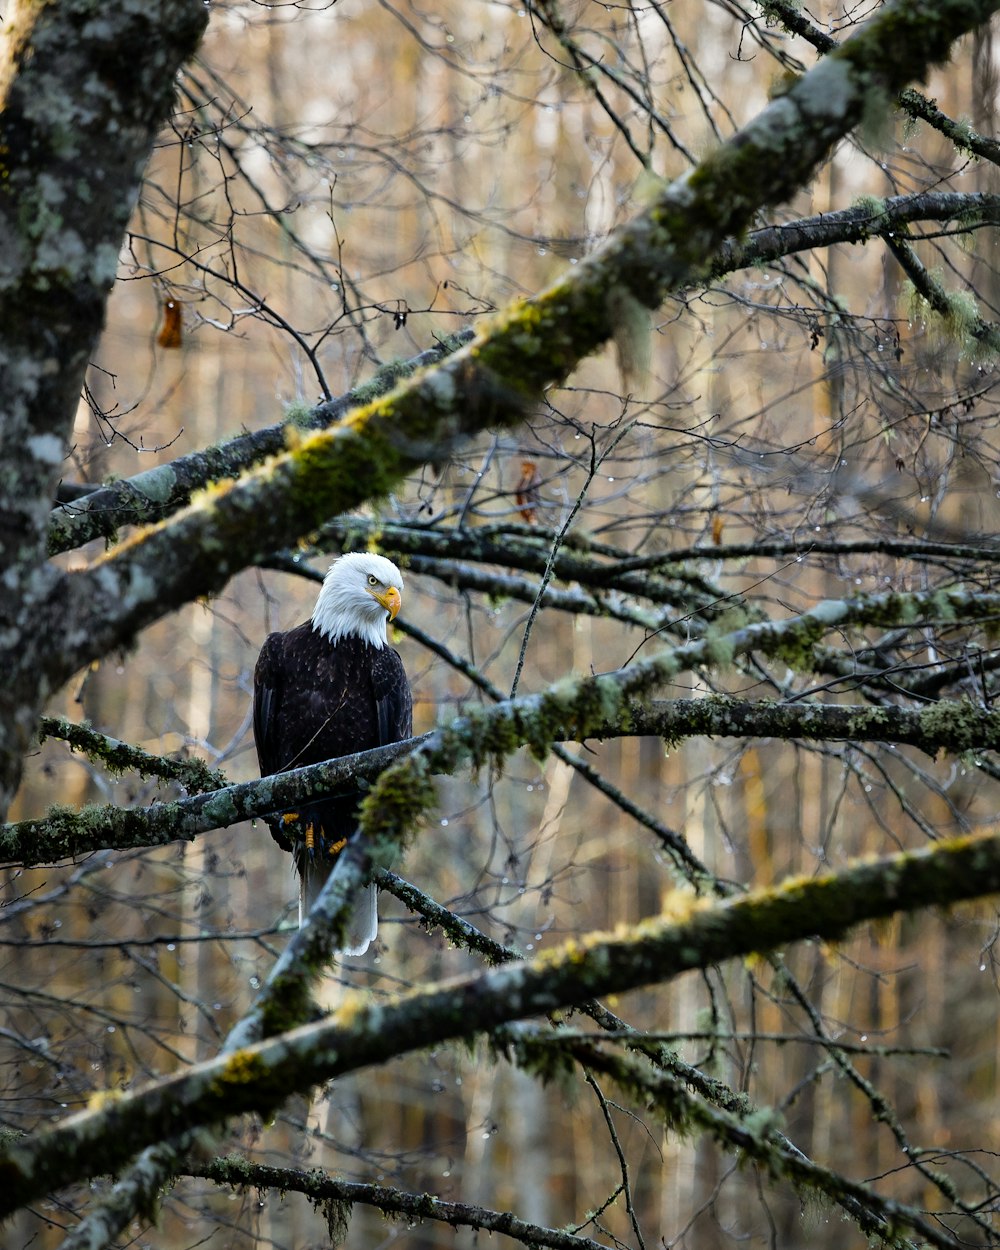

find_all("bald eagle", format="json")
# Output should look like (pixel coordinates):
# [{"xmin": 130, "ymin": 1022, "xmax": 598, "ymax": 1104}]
[{"xmin": 253, "ymin": 552, "xmax": 412, "ymax": 954}]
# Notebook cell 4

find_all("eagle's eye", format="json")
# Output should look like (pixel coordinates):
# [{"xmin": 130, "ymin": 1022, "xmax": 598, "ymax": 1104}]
[{"xmin": 367, "ymin": 574, "xmax": 379, "ymax": 587}]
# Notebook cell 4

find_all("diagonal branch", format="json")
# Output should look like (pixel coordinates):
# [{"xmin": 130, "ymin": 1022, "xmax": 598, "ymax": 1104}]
[
  {"xmin": 67, "ymin": 185, "xmax": 988, "ymax": 602},
  {"xmin": 761, "ymin": 0, "xmax": 1000, "ymax": 165},
  {"xmin": 885, "ymin": 231, "xmax": 1000, "ymax": 351},
  {"xmin": 546, "ymin": 1038, "xmax": 963, "ymax": 1250},
  {"xmin": 370, "ymin": 871, "xmax": 961, "ymax": 1249},
  {"xmin": 54, "ymin": 783, "xmax": 379, "ymax": 1249}
]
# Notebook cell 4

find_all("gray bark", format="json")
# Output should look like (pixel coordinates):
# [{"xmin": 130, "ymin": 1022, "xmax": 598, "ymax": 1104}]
[{"xmin": 0, "ymin": 0, "xmax": 208, "ymax": 815}]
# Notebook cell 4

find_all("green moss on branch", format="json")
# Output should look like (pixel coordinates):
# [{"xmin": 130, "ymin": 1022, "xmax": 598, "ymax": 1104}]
[{"xmin": 38, "ymin": 716, "xmax": 226, "ymax": 793}]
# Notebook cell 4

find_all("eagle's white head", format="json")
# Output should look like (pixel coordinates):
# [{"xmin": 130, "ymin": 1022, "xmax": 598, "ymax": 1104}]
[{"xmin": 311, "ymin": 551, "xmax": 404, "ymax": 648}]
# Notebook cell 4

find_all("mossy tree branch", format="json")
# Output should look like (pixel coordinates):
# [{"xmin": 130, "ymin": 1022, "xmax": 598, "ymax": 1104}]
[
  {"xmin": 8, "ymin": 585, "xmax": 1000, "ymax": 868},
  {"xmin": 761, "ymin": 0, "xmax": 1000, "ymax": 166},
  {"xmin": 5, "ymin": 829, "xmax": 1000, "ymax": 1221},
  {"xmin": 43, "ymin": 193, "xmax": 995, "ymax": 565},
  {"xmin": 38, "ymin": 716, "xmax": 227, "ymax": 794},
  {"xmin": 886, "ymin": 231, "xmax": 1000, "ymax": 352},
  {"xmin": 536, "ymin": 1038, "xmax": 962, "ymax": 1250},
  {"xmin": 355, "ymin": 585, "xmax": 1000, "ymax": 861},
  {"xmin": 0, "ymin": 738, "xmax": 420, "ymax": 867},
  {"xmin": 213, "ymin": 869, "xmax": 960, "ymax": 1248}
]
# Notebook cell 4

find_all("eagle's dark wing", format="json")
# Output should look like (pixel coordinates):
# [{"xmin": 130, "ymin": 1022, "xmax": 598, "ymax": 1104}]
[
  {"xmin": 253, "ymin": 631, "xmax": 293, "ymax": 852},
  {"xmin": 372, "ymin": 645, "xmax": 413, "ymax": 746}
]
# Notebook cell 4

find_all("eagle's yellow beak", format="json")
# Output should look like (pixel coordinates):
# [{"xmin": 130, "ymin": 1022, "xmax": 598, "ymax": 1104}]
[{"xmin": 371, "ymin": 585, "xmax": 402, "ymax": 621}]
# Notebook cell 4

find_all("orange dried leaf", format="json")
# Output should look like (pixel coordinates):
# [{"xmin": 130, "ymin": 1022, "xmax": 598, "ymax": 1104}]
[
  {"xmin": 515, "ymin": 459, "xmax": 540, "ymax": 525},
  {"xmin": 157, "ymin": 298, "xmax": 183, "ymax": 349},
  {"xmin": 711, "ymin": 513, "xmax": 725, "ymax": 546}
]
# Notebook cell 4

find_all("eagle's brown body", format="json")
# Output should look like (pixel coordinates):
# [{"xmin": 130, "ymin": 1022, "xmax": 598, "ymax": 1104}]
[{"xmin": 253, "ymin": 555, "xmax": 412, "ymax": 950}]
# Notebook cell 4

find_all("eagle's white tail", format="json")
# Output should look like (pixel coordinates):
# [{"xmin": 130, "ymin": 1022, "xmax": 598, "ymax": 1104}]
[
  {"xmin": 299, "ymin": 864, "xmax": 378, "ymax": 956},
  {"xmin": 341, "ymin": 881, "xmax": 378, "ymax": 956}
]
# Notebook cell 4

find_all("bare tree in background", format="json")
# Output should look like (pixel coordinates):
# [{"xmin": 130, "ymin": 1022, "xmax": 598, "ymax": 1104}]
[{"xmin": 7, "ymin": 2, "xmax": 1000, "ymax": 1248}]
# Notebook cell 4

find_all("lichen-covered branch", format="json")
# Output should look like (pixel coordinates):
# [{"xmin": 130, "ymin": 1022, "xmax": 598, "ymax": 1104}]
[
  {"xmin": 6, "ymin": 828, "xmax": 1000, "ymax": 1219},
  {"xmin": 38, "ymin": 716, "xmax": 227, "ymax": 794},
  {"xmin": 886, "ymin": 231, "xmax": 1000, "ymax": 352},
  {"xmin": 761, "ymin": 0, "xmax": 1000, "ymax": 166},
  {"xmin": 0, "ymin": 738, "xmax": 422, "ymax": 867},
  {"xmin": 631, "ymin": 696, "xmax": 1000, "ymax": 757},
  {"xmin": 374, "ymin": 869, "xmax": 946, "ymax": 1247},
  {"xmin": 714, "ymin": 191, "xmax": 1000, "ymax": 278},
  {"xmin": 897, "ymin": 86, "xmax": 1000, "ymax": 164},
  {"xmin": 544, "ymin": 1039, "xmax": 961, "ymax": 1250},
  {"xmin": 357, "ymin": 585, "xmax": 1000, "ymax": 862}
]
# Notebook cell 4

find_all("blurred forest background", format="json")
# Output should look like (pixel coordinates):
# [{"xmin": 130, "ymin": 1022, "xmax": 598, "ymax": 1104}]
[{"xmin": 6, "ymin": 1, "xmax": 1000, "ymax": 1248}]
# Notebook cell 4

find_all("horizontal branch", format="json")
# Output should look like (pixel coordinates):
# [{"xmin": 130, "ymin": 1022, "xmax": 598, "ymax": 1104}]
[
  {"xmin": 716, "ymin": 190, "xmax": 1000, "ymax": 276},
  {"xmin": 309, "ymin": 517, "xmax": 727, "ymax": 605},
  {"xmin": 636, "ymin": 696, "xmax": 1000, "ymax": 757},
  {"xmin": 0, "ymin": 737, "xmax": 420, "ymax": 867},
  {"xmin": 387, "ymin": 552, "xmax": 666, "ymax": 630},
  {"xmin": 6, "ymin": 828, "xmax": 1000, "ymax": 1218},
  {"xmin": 354, "ymin": 585, "xmax": 1000, "ymax": 863},
  {"xmin": 187, "ymin": 1158, "xmax": 611, "ymax": 1250},
  {"xmin": 7, "ymin": 636, "xmax": 1000, "ymax": 869},
  {"xmin": 305, "ymin": 515, "xmax": 1000, "ymax": 578}
]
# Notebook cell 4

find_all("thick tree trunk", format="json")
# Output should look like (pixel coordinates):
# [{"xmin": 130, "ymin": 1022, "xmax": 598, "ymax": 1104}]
[{"xmin": 0, "ymin": 0, "xmax": 208, "ymax": 816}]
